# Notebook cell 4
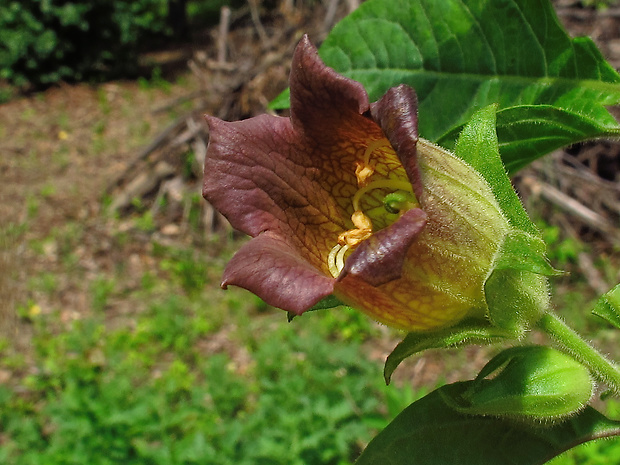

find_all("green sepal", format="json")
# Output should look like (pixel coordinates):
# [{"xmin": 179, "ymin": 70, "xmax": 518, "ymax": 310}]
[
  {"xmin": 485, "ymin": 268, "xmax": 550, "ymax": 338},
  {"xmin": 355, "ymin": 382, "xmax": 620, "ymax": 465},
  {"xmin": 592, "ymin": 283, "xmax": 620, "ymax": 329},
  {"xmin": 458, "ymin": 106, "xmax": 553, "ymax": 337},
  {"xmin": 384, "ymin": 320, "xmax": 511, "ymax": 384},
  {"xmin": 454, "ymin": 104, "xmax": 538, "ymax": 236},
  {"xmin": 493, "ymin": 230, "xmax": 566, "ymax": 277},
  {"xmin": 443, "ymin": 346, "xmax": 594, "ymax": 421},
  {"xmin": 287, "ymin": 295, "xmax": 348, "ymax": 322}
]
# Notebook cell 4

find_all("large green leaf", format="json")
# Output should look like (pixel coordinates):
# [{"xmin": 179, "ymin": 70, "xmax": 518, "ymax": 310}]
[
  {"xmin": 438, "ymin": 105, "xmax": 620, "ymax": 175},
  {"xmin": 271, "ymin": 0, "xmax": 620, "ymax": 170},
  {"xmin": 356, "ymin": 382, "xmax": 620, "ymax": 465}
]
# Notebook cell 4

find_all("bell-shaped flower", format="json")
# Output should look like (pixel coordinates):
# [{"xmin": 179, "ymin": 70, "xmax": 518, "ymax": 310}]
[{"xmin": 202, "ymin": 35, "xmax": 548, "ymax": 332}]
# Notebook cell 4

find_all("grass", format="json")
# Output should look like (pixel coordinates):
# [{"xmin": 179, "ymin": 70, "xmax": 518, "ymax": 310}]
[
  {"xmin": 0, "ymin": 245, "xmax": 410, "ymax": 465},
  {"xmin": 3, "ymin": 212, "xmax": 618, "ymax": 464}
]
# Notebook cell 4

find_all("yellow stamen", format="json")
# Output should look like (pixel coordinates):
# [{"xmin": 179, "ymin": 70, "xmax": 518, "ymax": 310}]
[
  {"xmin": 352, "ymin": 210, "xmax": 372, "ymax": 230},
  {"xmin": 355, "ymin": 139, "xmax": 392, "ymax": 186},
  {"xmin": 327, "ymin": 141, "xmax": 417, "ymax": 278},
  {"xmin": 355, "ymin": 164, "xmax": 374, "ymax": 186},
  {"xmin": 328, "ymin": 243, "xmax": 342, "ymax": 277},
  {"xmin": 335, "ymin": 244, "xmax": 350, "ymax": 274},
  {"xmin": 338, "ymin": 228, "xmax": 372, "ymax": 247}
]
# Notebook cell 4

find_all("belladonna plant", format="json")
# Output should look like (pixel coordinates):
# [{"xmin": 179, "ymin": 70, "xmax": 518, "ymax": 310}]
[{"xmin": 202, "ymin": 32, "xmax": 620, "ymax": 465}]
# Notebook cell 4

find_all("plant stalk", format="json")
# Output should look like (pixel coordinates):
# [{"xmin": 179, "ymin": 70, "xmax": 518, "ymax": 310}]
[{"xmin": 536, "ymin": 312, "xmax": 620, "ymax": 394}]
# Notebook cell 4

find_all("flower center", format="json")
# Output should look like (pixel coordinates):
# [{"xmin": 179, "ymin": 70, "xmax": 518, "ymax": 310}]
[{"xmin": 327, "ymin": 141, "xmax": 419, "ymax": 278}]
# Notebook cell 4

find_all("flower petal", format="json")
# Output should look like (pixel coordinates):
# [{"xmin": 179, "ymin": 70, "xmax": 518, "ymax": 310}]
[
  {"xmin": 203, "ymin": 35, "xmax": 404, "ymax": 280},
  {"xmin": 370, "ymin": 85, "xmax": 424, "ymax": 200},
  {"xmin": 290, "ymin": 35, "xmax": 370, "ymax": 133},
  {"xmin": 222, "ymin": 231, "xmax": 335, "ymax": 315},
  {"xmin": 337, "ymin": 208, "xmax": 427, "ymax": 286}
]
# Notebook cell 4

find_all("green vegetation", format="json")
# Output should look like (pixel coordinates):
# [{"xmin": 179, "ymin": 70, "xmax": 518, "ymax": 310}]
[
  {"xmin": 0, "ymin": 244, "xmax": 410, "ymax": 464},
  {"xmin": 0, "ymin": 1, "xmax": 170, "ymax": 88},
  {"xmin": 1, "ymin": 1, "xmax": 618, "ymax": 460},
  {"xmin": 0, "ymin": 0, "xmax": 239, "ymax": 91}
]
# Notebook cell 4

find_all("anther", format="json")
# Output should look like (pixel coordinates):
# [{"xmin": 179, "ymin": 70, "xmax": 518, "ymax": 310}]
[{"xmin": 355, "ymin": 139, "xmax": 392, "ymax": 186}]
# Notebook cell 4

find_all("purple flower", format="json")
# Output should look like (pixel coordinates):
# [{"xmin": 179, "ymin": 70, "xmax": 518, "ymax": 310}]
[{"xmin": 203, "ymin": 36, "xmax": 512, "ymax": 331}]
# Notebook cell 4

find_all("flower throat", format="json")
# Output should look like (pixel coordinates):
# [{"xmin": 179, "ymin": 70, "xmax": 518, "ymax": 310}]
[{"xmin": 327, "ymin": 139, "xmax": 419, "ymax": 278}]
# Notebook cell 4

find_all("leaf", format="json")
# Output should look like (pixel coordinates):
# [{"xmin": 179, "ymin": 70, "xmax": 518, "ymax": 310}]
[
  {"xmin": 592, "ymin": 283, "xmax": 620, "ymax": 329},
  {"xmin": 384, "ymin": 321, "xmax": 510, "ymax": 384},
  {"xmin": 272, "ymin": 0, "xmax": 620, "ymax": 170},
  {"xmin": 355, "ymin": 382, "xmax": 620, "ymax": 465},
  {"xmin": 438, "ymin": 105, "xmax": 620, "ymax": 175}
]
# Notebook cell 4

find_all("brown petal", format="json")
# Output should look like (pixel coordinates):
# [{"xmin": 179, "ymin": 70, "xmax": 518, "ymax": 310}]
[
  {"xmin": 203, "ymin": 36, "xmax": 392, "ymax": 276},
  {"xmin": 370, "ymin": 85, "xmax": 424, "ymax": 200},
  {"xmin": 290, "ymin": 35, "xmax": 370, "ymax": 135},
  {"xmin": 338, "ymin": 208, "xmax": 428, "ymax": 286},
  {"xmin": 222, "ymin": 231, "xmax": 335, "ymax": 315}
]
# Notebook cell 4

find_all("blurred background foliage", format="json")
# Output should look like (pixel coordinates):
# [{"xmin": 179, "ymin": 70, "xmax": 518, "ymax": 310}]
[{"xmin": 0, "ymin": 0, "xmax": 239, "ymax": 89}]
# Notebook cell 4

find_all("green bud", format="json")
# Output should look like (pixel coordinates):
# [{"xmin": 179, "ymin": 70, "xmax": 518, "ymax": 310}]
[{"xmin": 444, "ymin": 346, "xmax": 594, "ymax": 422}]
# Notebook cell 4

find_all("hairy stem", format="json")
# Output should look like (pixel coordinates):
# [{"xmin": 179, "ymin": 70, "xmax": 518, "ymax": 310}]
[{"xmin": 536, "ymin": 312, "xmax": 620, "ymax": 395}]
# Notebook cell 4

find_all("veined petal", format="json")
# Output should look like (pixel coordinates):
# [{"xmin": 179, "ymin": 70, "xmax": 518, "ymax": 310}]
[
  {"xmin": 203, "ymin": 35, "xmax": 411, "ymax": 313},
  {"xmin": 222, "ymin": 232, "xmax": 334, "ymax": 315},
  {"xmin": 338, "ymin": 208, "xmax": 427, "ymax": 286}
]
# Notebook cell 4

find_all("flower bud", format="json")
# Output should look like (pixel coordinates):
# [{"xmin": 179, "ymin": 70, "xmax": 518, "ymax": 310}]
[{"xmin": 445, "ymin": 346, "xmax": 594, "ymax": 421}]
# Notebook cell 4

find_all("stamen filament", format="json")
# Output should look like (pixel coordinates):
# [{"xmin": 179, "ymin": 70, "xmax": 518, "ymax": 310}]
[
  {"xmin": 328, "ymin": 243, "xmax": 342, "ymax": 278},
  {"xmin": 336, "ymin": 244, "xmax": 350, "ymax": 274},
  {"xmin": 362, "ymin": 139, "xmax": 392, "ymax": 166}
]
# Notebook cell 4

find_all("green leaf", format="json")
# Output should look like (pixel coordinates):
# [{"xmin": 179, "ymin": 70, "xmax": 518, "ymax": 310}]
[
  {"xmin": 356, "ymin": 382, "xmax": 620, "ymax": 465},
  {"xmin": 272, "ymin": 0, "xmax": 620, "ymax": 170},
  {"xmin": 438, "ymin": 105, "xmax": 620, "ymax": 175},
  {"xmin": 309, "ymin": 294, "xmax": 347, "ymax": 311},
  {"xmin": 592, "ymin": 283, "xmax": 620, "ymax": 329},
  {"xmin": 384, "ymin": 321, "xmax": 510, "ymax": 384},
  {"xmin": 287, "ymin": 295, "xmax": 348, "ymax": 321}
]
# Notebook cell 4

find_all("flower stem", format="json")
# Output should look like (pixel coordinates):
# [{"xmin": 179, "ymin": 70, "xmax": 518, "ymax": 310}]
[{"xmin": 536, "ymin": 312, "xmax": 620, "ymax": 395}]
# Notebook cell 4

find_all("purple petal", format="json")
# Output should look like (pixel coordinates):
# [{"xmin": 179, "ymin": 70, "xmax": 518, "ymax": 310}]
[
  {"xmin": 222, "ymin": 232, "xmax": 335, "ymax": 314},
  {"xmin": 370, "ymin": 85, "xmax": 424, "ymax": 200},
  {"xmin": 290, "ymin": 35, "xmax": 370, "ymax": 134},
  {"xmin": 338, "ymin": 208, "xmax": 428, "ymax": 286}
]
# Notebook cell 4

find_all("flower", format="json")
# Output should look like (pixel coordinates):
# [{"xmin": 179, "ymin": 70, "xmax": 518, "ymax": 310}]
[{"xmin": 203, "ymin": 36, "xmax": 514, "ymax": 332}]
